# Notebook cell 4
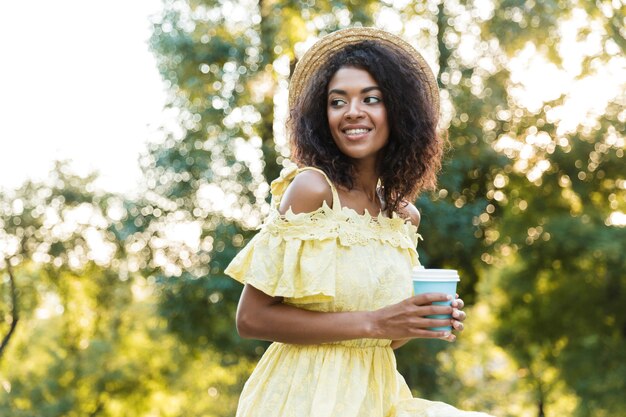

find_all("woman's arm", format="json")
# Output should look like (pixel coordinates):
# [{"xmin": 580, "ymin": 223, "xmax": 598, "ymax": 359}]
[{"xmin": 236, "ymin": 284, "xmax": 457, "ymax": 344}]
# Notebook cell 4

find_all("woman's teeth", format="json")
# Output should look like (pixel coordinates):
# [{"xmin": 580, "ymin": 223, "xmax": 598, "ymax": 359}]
[{"xmin": 344, "ymin": 128, "xmax": 370, "ymax": 135}]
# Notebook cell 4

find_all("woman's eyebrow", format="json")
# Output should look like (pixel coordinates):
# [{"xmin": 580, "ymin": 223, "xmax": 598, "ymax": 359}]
[{"xmin": 328, "ymin": 86, "xmax": 382, "ymax": 95}]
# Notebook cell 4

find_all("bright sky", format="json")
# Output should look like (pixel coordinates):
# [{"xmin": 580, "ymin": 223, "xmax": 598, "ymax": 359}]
[{"xmin": 0, "ymin": 0, "xmax": 167, "ymax": 195}]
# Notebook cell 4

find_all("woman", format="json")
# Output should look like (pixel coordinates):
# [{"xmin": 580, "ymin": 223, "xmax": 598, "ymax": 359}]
[{"xmin": 225, "ymin": 27, "xmax": 493, "ymax": 417}]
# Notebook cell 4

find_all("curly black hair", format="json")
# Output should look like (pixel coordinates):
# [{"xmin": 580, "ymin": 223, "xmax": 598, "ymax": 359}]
[{"xmin": 287, "ymin": 40, "xmax": 443, "ymax": 215}]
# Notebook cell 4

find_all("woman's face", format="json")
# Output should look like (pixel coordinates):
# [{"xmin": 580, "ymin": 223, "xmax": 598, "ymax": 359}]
[{"xmin": 326, "ymin": 66, "xmax": 389, "ymax": 163}]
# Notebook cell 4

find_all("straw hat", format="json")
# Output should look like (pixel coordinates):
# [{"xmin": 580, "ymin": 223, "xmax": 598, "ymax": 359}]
[{"xmin": 288, "ymin": 27, "xmax": 440, "ymax": 115}]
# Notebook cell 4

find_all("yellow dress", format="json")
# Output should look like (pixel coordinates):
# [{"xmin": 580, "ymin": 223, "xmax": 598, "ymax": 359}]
[{"xmin": 225, "ymin": 166, "xmax": 493, "ymax": 417}]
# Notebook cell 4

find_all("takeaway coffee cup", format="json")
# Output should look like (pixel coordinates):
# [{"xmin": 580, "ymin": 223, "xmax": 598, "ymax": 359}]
[{"xmin": 411, "ymin": 267, "xmax": 460, "ymax": 331}]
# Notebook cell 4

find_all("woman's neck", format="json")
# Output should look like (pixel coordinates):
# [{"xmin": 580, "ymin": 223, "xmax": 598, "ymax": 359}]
[{"xmin": 351, "ymin": 160, "xmax": 380, "ymax": 202}]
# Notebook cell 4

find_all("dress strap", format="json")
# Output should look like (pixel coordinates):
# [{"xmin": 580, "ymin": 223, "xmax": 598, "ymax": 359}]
[
  {"xmin": 270, "ymin": 165, "xmax": 341, "ymax": 212},
  {"xmin": 297, "ymin": 167, "xmax": 341, "ymax": 212}
]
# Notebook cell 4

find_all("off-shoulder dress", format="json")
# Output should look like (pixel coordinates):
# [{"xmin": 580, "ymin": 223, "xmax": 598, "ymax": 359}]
[{"xmin": 225, "ymin": 166, "xmax": 493, "ymax": 417}]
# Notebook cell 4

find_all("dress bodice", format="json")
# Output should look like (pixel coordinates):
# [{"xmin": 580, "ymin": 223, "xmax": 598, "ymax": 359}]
[{"xmin": 225, "ymin": 165, "xmax": 421, "ymax": 314}]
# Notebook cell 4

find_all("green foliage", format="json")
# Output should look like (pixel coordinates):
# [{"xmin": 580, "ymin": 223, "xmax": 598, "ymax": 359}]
[
  {"xmin": 1, "ymin": 0, "xmax": 624, "ymax": 416},
  {"xmin": 1, "ymin": 273, "xmax": 253, "ymax": 416}
]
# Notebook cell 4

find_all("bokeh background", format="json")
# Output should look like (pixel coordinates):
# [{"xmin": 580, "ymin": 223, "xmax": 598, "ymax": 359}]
[{"xmin": 1, "ymin": 1, "xmax": 625, "ymax": 416}]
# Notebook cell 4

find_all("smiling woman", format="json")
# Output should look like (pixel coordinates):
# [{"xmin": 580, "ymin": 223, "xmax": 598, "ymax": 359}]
[{"xmin": 224, "ymin": 27, "xmax": 494, "ymax": 417}]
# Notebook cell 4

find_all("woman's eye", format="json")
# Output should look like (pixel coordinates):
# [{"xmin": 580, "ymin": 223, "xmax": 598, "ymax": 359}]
[
  {"xmin": 330, "ymin": 98, "xmax": 346, "ymax": 106},
  {"xmin": 364, "ymin": 96, "xmax": 382, "ymax": 104}
]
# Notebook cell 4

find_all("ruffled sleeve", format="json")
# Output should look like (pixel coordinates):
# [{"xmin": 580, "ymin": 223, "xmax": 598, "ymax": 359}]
[
  {"xmin": 268, "ymin": 164, "xmax": 299, "ymax": 209},
  {"xmin": 224, "ymin": 222, "xmax": 337, "ymax": 304},
  {"xmin": 224, "ymin": 165, "xmax": 338, "ymax": 304}
]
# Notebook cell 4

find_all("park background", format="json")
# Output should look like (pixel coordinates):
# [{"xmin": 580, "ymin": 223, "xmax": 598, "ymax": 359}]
[{"xmin": 1, "ymin": 0, "xmax": 625, "ymax": 416}]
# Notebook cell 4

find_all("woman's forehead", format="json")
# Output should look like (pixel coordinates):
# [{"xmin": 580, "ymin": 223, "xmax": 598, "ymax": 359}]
[{"xmin": 327, "ymin": 67, "xmax": 379, "ymax": 91}]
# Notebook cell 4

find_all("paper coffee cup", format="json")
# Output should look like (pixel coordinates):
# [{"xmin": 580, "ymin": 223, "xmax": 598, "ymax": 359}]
[{"xmin": 411, "ymin": 267, "xmax": 460, "ymax": 331}]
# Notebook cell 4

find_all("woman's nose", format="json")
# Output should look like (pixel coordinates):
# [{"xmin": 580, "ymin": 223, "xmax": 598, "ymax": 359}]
[{"xmin": 345, "ymin": 100, "xmax": 364, "ymax": 119}]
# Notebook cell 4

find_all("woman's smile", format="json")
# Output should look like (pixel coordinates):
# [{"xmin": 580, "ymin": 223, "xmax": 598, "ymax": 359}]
[{"xmin": 342, "ymin": 124, "xmax": 372, "ymax": 140}]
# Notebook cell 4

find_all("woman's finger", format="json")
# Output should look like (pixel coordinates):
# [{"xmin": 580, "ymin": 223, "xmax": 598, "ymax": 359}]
[
  {"xmin": 417, "ymin": 318, "xmax": 453, "ymax": 329},
  {"xmin": 412, "ymin": 328, "xmax": 453, "ymax": 339},
  {"xmin": 452, "ymin": 309, "xmax": 466, "ymax": 321},
  {"xmin": 451, "ymin": 297, "xmax": 464, "ymax": 309},
  {"xmin": 439, "ymin": 332, "xmax": 456, "ymax": 342},
  {"xmin": 411, "ymin": 292, "xmax": 452, "ymax": 305},
  {"xmin": 420, "ymin": 305, "xmax": 454, "ymax": 316}
]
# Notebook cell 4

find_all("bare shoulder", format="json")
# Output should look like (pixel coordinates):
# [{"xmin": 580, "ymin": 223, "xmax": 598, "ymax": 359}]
[
  {"xmin": 398, "ymin": 201, "xmax": 421, "ymax": 228},
  {"xmin": 278, "ymin": 170, "xmax": 334, "ymax": 215}
]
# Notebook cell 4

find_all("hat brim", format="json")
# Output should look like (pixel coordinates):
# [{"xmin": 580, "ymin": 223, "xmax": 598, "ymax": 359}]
[{"xmin": 288, "ymin": 27, "xmax": 440, "ymax": 115}]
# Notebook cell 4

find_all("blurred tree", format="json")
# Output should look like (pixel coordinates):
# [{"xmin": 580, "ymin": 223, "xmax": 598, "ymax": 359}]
[
  {"xmin": 478, "ymin": 2, "xmax": 626, "ymax": 416},
  {"xmin": 2, "ymin": 1, "xmax": 624, "ymax": 416},
  {"xmin": 0, "ymin": 165, "xmax": 254, "ymax": 416}
]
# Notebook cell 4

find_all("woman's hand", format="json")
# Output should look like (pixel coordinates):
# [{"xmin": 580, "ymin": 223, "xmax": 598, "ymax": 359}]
[{"xmin": 372, "ymin": 293, "xmax": 467, "ymax": 343}]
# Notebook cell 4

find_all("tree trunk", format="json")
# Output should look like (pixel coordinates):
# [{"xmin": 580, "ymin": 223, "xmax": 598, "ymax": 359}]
[
  {"xmin": 257, "ymin": 0, "xmax": 281, "ymax": 186},
  {"xmin": 0, "ymin": 262, "xmax": 19, "ymax": 361}
]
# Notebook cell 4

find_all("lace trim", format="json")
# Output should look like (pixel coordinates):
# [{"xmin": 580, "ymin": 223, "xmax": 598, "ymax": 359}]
[
  {"xmin": 267, "ymin": 164, "xmax": 421, "ymax": 248},
  {"xmin": 263, "ymin": 202, "xmax": 421, "ymax": 248}
]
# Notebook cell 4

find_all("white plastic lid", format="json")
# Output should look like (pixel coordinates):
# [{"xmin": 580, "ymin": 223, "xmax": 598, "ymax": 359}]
[{"xmin": 411, "ymin": 267, "xmax": 460, "ymax": 281}]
